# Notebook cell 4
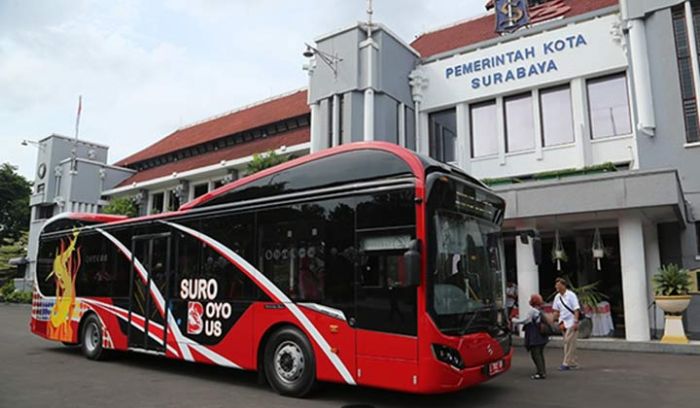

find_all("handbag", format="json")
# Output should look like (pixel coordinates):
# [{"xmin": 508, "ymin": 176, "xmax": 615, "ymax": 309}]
[{"xmin": 536, "ymin": 312, "xmax": 556, "ymax": 336}]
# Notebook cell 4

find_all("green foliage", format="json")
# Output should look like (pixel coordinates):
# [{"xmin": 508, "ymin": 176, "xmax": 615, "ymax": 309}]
[
  {"xmin": 572, "ymin": 281, "xmax": 609, "ymax": 311},
  {"xmin": 102, "ymin": 196, "xmax": 138, "ymax": 217},
  {"xmin": 0, "ymin": 232, "xmax": 27, "ymax": 270},
  {"xmin": 0, "ymin": 163, "xmax": 32, "ymax": 243},
  {"xmin": 245, "ymin": 151, "xmax": 290, "ymax": 175},
  {"xmin": 653, "ymin": 264, "xmax": 692, "ymax": 296},
  {"xmin": 0, "ymin": 280, "xmax": 31, "ymax": 303},
  {"xmin": 482, "ymin": 162, "xmax": 617, "ymax": 186}
]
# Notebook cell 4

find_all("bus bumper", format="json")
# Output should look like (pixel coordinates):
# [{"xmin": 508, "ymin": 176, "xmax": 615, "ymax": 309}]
[{"xmin": 417, "ymin": 349, "xmax": 513, "ymax": 393}]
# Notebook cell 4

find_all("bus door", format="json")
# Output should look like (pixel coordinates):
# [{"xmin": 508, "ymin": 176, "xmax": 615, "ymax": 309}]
[
  {"xmin": 128, "ymin": 233, "xmax": 172, "ymax": 352},
  {"xmin": 353, "ymin": 233, "xmax": 419, "ymax": 387}
]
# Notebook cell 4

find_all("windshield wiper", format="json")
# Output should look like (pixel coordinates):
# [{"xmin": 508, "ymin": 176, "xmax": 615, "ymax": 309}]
[{"xmin": 459, "ymin": 306, "xmax": 493, "ymax": 336}]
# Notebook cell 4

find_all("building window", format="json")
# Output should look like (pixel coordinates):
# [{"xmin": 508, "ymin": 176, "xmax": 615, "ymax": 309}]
[
  {"xmin": 193, "ymin": 183, "xmax": 208, "ymax": 199},
  {"xmin": 168, "ymin": 190, "xmax": 180, "ymax": 212},
  {"xmin": 150, "ymin": 192, "xmax": 164, "ymax": 214},
  {"xmin": 328, "ymin": 97, "xmax": 334, "ymax": 147},
  {"xmin": 338, "ymin": 94, "xmax": 344, "ymax": 144},
  {"xmin": 540, "ymin": 85, "xmax": 574, "ymax": 146},
  {"xmin": 405, "ymin": 107, "xmax": 416, "ymax": 151},
  {"xmin": 587, "ymin": 73, "xmax": 632, "ymax": 139},
  {"xmin": 36, "ymin": 205, "xmax": 53, "ymax": 220},
  {"xmin": 673, "ymin": 5, "xmax": 700, "ymax": 143},
  {"xmin": 470, "ymin": 100, "xmax": 498, "ymax": 158},
  {"xmin": 504, "ymin": 93, "xmax": 535, "ymax": 152},
  {"xmin": 429, "ymin": 108, "xmax": 457, "ymax": 162}
]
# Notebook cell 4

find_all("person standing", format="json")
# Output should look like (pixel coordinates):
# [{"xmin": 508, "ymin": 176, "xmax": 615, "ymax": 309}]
[
  {"xmin": 506, "ymin": 281, "xmax": 518, "ymax": 317},
  {"xmin": 552, "ymin": 277, "xmax": 581, "ymax": 370},
  {"xmin": 512, "ymin": 293, "xmax": 549, "ymax": 379}
]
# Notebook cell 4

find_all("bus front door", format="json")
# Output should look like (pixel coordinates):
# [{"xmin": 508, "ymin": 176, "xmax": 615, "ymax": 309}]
[{"xmin": 128, "ymin": 233, "xmax": 172, "ymax": 353}]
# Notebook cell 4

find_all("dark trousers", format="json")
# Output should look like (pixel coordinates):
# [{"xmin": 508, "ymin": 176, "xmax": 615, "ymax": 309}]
[{"xmin": 529, "ymin": 345, "xmax": 546, "ymax": 376}]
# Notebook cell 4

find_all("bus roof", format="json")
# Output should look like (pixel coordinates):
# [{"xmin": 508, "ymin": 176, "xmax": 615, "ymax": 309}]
[{"xmin": 42, "ymin": 142, "xmax": 492, "ymax": 234}]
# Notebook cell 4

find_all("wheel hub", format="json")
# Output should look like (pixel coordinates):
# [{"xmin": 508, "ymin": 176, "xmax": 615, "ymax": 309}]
[{"xmin": 274, "ymin": 341, "xmax": 304, "ymax": 383}]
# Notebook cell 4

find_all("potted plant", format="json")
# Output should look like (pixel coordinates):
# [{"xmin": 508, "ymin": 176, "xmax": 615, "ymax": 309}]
[
  {"xmin": 572, "ymin": 281, "xmax": 608, "ymax": 339},
  {"xmin": 652, "ymin": 264, "xmax": 692, "ymax": 344}
]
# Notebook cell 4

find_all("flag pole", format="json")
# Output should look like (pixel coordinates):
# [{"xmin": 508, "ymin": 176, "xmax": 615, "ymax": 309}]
[{"xmin": 71, "ymin": 95, "xmax": 82, "ymax": 174}]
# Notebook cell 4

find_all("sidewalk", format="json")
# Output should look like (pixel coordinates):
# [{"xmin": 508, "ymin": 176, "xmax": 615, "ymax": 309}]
[{"xmin": 513, "ymin": 335, "xmax": 700, "ymax": 355}]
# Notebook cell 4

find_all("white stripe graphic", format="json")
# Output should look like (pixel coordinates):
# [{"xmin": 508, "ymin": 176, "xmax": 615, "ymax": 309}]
[
  {"xmin": 95, "ymin": 229, "xmax": 239, "ymax": 368},
  {"xmin": 95, "ymin": 228, "xmax": 194, "ymax": 361},
  {"xmin": 82, "ymin": 299, "xmax": 180, "ymax": 356},
  {"xmin": 162, "ymin": 221, "xmax": 356, "ymax": 385}
]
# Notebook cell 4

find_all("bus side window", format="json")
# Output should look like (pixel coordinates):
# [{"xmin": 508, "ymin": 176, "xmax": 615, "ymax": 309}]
[
  {"xmin": 36, "ymin": 238, "xmax": 58, "ymax": 296},
  {"xmin": 257, "ymin": 198, "xmax": 356, "ymax": 317},
  {"xmin": 199, "ymin": 213, "xmax": 260, "ymax": 301},
  {"xmin": 355, "ymin": 191, "xmax": 417, "ymax": 336}
]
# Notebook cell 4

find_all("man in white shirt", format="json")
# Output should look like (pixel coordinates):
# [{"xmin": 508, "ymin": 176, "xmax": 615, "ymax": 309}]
[{"xmin": 552, "ymin": 277, "xmax": 580, "ymax": 370}]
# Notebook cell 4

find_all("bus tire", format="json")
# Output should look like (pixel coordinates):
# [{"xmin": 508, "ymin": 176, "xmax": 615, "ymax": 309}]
[
  {"xmin": 81, "ymin": 314, "xmax": 107, "ymax": 361},
  {"xmin": 263, "ymin": 327, "xmax": 316, "ymax": 397}
]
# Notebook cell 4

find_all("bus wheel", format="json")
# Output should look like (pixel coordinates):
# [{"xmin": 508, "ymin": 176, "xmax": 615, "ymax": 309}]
[
  {"xmin": 263, "ymin": 327, "xmax": 316, "ymax": 397},
  {"xmin": 81, "ymin": 314, "xmax": 106, "ymax": 361}
]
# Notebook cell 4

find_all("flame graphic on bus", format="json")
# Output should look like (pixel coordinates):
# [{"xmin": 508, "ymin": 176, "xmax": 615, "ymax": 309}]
[{"xmin": 46, "ymin": 229, "xmax": 81, "ymax": 342}]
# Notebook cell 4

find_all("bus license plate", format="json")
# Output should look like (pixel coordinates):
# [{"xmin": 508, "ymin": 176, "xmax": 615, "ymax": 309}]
[{"xmin": 488, "ymin": 360, "xmax": 505, "ymax": 376}]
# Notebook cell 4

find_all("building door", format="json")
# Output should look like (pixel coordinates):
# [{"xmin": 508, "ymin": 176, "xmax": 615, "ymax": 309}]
[{"xmin": 128, "ymin": 233, "xmax": 172, "ymax": 352}]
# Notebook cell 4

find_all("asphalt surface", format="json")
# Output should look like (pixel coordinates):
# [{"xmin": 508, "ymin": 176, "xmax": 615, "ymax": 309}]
[{"xmin": 1, "ymin": 304, "xmax": 698, "ymax": 408}]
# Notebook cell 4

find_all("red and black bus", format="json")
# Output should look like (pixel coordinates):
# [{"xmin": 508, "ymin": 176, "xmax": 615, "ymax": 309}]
[{"xmin": 30, "ymin": 142, "xmax": 511, "ymax": 396}]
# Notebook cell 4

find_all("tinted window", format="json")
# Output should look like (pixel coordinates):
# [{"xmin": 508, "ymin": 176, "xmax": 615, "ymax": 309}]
[
  {"xmin": 75, "ymin": 232, "xmax": 130, "ymax": 297},
  {"xmin": 200, "ymin": 150, "xmax": 413, "ymax": 208},
  {"xmin": 37, "ymin": 238, "xmax": 58, "ymax": 296},
  {"xmin": 257, "ymin": 198, "xmax": 356, "ymax": 317},
  {"xmin": 355, "ymin": 190, "xmax": 417, "ymax": 336},
  {"xmin": 673, "ymin": 5, "xmax": 700, "ymax": 143},
  {"xmin": 429, "ymin": 108, "xmax": 457, "ymax": 162}
]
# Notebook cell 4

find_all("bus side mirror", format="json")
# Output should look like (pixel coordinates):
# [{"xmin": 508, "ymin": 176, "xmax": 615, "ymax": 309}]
[
  {"xmin": 402, "ymin": 240, "xmax": 421, "ymax": 287},
  {"xmin": 532, "ymin": 236, "xmax": 542, "ymax": 266}
]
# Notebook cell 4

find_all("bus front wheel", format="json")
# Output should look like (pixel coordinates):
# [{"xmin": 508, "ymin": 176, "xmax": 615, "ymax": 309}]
[
  {"xmin": 263, "ymin": 327, "xmax": 316, "ymax": 397},
  {"xmin": 81, "ymin": 314, "xmax": 107, "ymax": 361}
]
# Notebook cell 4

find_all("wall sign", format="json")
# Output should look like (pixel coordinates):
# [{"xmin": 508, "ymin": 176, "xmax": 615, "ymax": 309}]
[{"xmin": 419, "ymin": 13, "xmax": 627, "ymax": 111}]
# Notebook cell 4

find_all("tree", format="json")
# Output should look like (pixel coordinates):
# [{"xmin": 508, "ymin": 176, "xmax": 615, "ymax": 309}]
[
  {"xmin": 0, "ymin": 163, "xmax": 31, "ymax": 243},
  {"xmin": 102, "ymin": 196, "xmax": 138, "ymax": 217},
  {"xmin": 246, "ymin": 151, "xmax": 290, "ymax": 175}
]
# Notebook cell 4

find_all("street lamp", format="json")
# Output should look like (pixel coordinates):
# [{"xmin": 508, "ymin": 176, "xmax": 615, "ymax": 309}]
[
  {"xmin": 21, "ymin": 139, "xmax": 45, "ymax": 150},
  {"xmin": 302, "ymin": 43, "xmax": 342, "ymax": 77}
]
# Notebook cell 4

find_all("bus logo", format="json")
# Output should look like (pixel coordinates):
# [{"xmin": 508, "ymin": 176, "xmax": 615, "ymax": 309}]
[{"xmin": 187, "ymin": 301, "xmax": 204, "ymax": 335}]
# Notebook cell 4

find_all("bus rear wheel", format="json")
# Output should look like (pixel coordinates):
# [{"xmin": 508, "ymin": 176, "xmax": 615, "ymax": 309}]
[
  {"xmin": 263, "ymin": 327, "xmax": 316, "ymax": 397},
  {"xmin": 81, "ymin": 314, "xmax": 107, "ymax": 361}
]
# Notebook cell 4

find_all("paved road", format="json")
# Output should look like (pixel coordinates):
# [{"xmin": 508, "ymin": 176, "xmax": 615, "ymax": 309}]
[{"xmin": 1, "ymin": 304, "xmax": 697, "ymax": 408}]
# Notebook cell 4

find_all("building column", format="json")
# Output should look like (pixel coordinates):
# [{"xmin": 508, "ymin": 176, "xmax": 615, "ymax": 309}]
[
  {"xmin": 619, "ymin": 212, "xmax": 651, "ymax": 341},
  {"xmin": 516, "ymin": 235, "xmax": 539, "ymax": 317},
  {"xmin": 643, "ymin": 222, "xmax": 664, "ymax": 335},
  {"xmin": 310, "ymin": 102, "xmax": 322, "ymax": 153}
]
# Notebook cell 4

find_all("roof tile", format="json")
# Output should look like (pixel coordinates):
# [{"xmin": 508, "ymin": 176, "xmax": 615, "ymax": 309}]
[
  {"xmin": 116, "ymin": 89, "xmax": 309, "ymax": 167},
  {"xmin": 411, "ymin": 0, "xmax": 619, "ymax": 59},
  {"xmin": 115, "ymin": 127, "xmax": 309, "ymax": 187}
]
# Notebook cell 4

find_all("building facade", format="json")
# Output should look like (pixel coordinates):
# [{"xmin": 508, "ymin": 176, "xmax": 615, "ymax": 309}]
[
  {"xmin": 305, "ymin": 0, "xmax": 700, "ymax": 341},
  {"xmin": 25, "ymin": 0, "xmax": 700, "ymax": 340}
]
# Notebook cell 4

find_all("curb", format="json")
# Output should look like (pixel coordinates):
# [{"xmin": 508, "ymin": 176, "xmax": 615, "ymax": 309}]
[{"xmin": 512, "ymin": 336, "xmax": 700, "ymax": 355}]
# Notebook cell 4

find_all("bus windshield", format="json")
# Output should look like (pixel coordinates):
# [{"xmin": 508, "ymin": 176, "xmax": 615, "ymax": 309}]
[{"xmin": 427, "ymin": 175, "xmax": 506, "ymax": 335}]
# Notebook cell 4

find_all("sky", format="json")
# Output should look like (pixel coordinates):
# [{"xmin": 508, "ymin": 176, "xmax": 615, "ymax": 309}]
[{"xmin": 0, "ymin": 0, "xmax": 486, "ymax": 181}]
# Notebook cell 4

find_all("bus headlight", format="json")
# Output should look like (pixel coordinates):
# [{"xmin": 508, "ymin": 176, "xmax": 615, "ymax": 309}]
[{"xmin": 432, "ymin": 344, "xmax": 465, "ymax": 369}]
